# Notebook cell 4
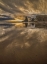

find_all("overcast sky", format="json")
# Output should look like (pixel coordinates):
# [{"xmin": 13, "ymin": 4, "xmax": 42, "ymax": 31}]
[{"xmin": 0, "ymin": 0, "xmax": 47, "ymax": 14}]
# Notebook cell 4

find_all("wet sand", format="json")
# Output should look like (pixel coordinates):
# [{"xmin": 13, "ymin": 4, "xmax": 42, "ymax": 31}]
[{"xmin": 0, "ymin": 28, "xmax": 47, "ymax": 64}]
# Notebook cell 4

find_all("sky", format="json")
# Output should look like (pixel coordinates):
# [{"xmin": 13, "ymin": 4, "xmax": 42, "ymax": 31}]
[{"xmin": 0, "ymin": 0, "xmax": 47, "ymax": 15}]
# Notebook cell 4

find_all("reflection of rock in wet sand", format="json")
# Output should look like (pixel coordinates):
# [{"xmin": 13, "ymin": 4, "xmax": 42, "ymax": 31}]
[{"xmin": 0, "ymin": 28, "xmax": 47, "ymax": 64}]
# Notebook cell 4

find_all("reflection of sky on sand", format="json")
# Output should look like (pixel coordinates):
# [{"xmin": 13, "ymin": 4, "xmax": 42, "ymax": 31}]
[
  {"xmin": 0, "ymin": 27, "xmax": 5, "ymax": 36},
  {"xmin": 1, "ymin": 28, "xmax": 47, "ymax": 49},
  {"xmin": 0, "ymin": 27, "xmax": 47, "ymax": 64}
]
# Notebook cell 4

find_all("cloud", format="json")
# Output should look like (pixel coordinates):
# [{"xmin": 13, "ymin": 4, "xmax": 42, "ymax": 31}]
[{"xmin": 0, "ymin": 0, "xmax": 47, "ymax": 14}]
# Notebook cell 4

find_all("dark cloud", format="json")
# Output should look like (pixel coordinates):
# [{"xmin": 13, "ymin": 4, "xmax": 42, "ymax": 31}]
[{"xmin": 0, "ymin": 0, "xmax": 47, "ymax": 14}]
